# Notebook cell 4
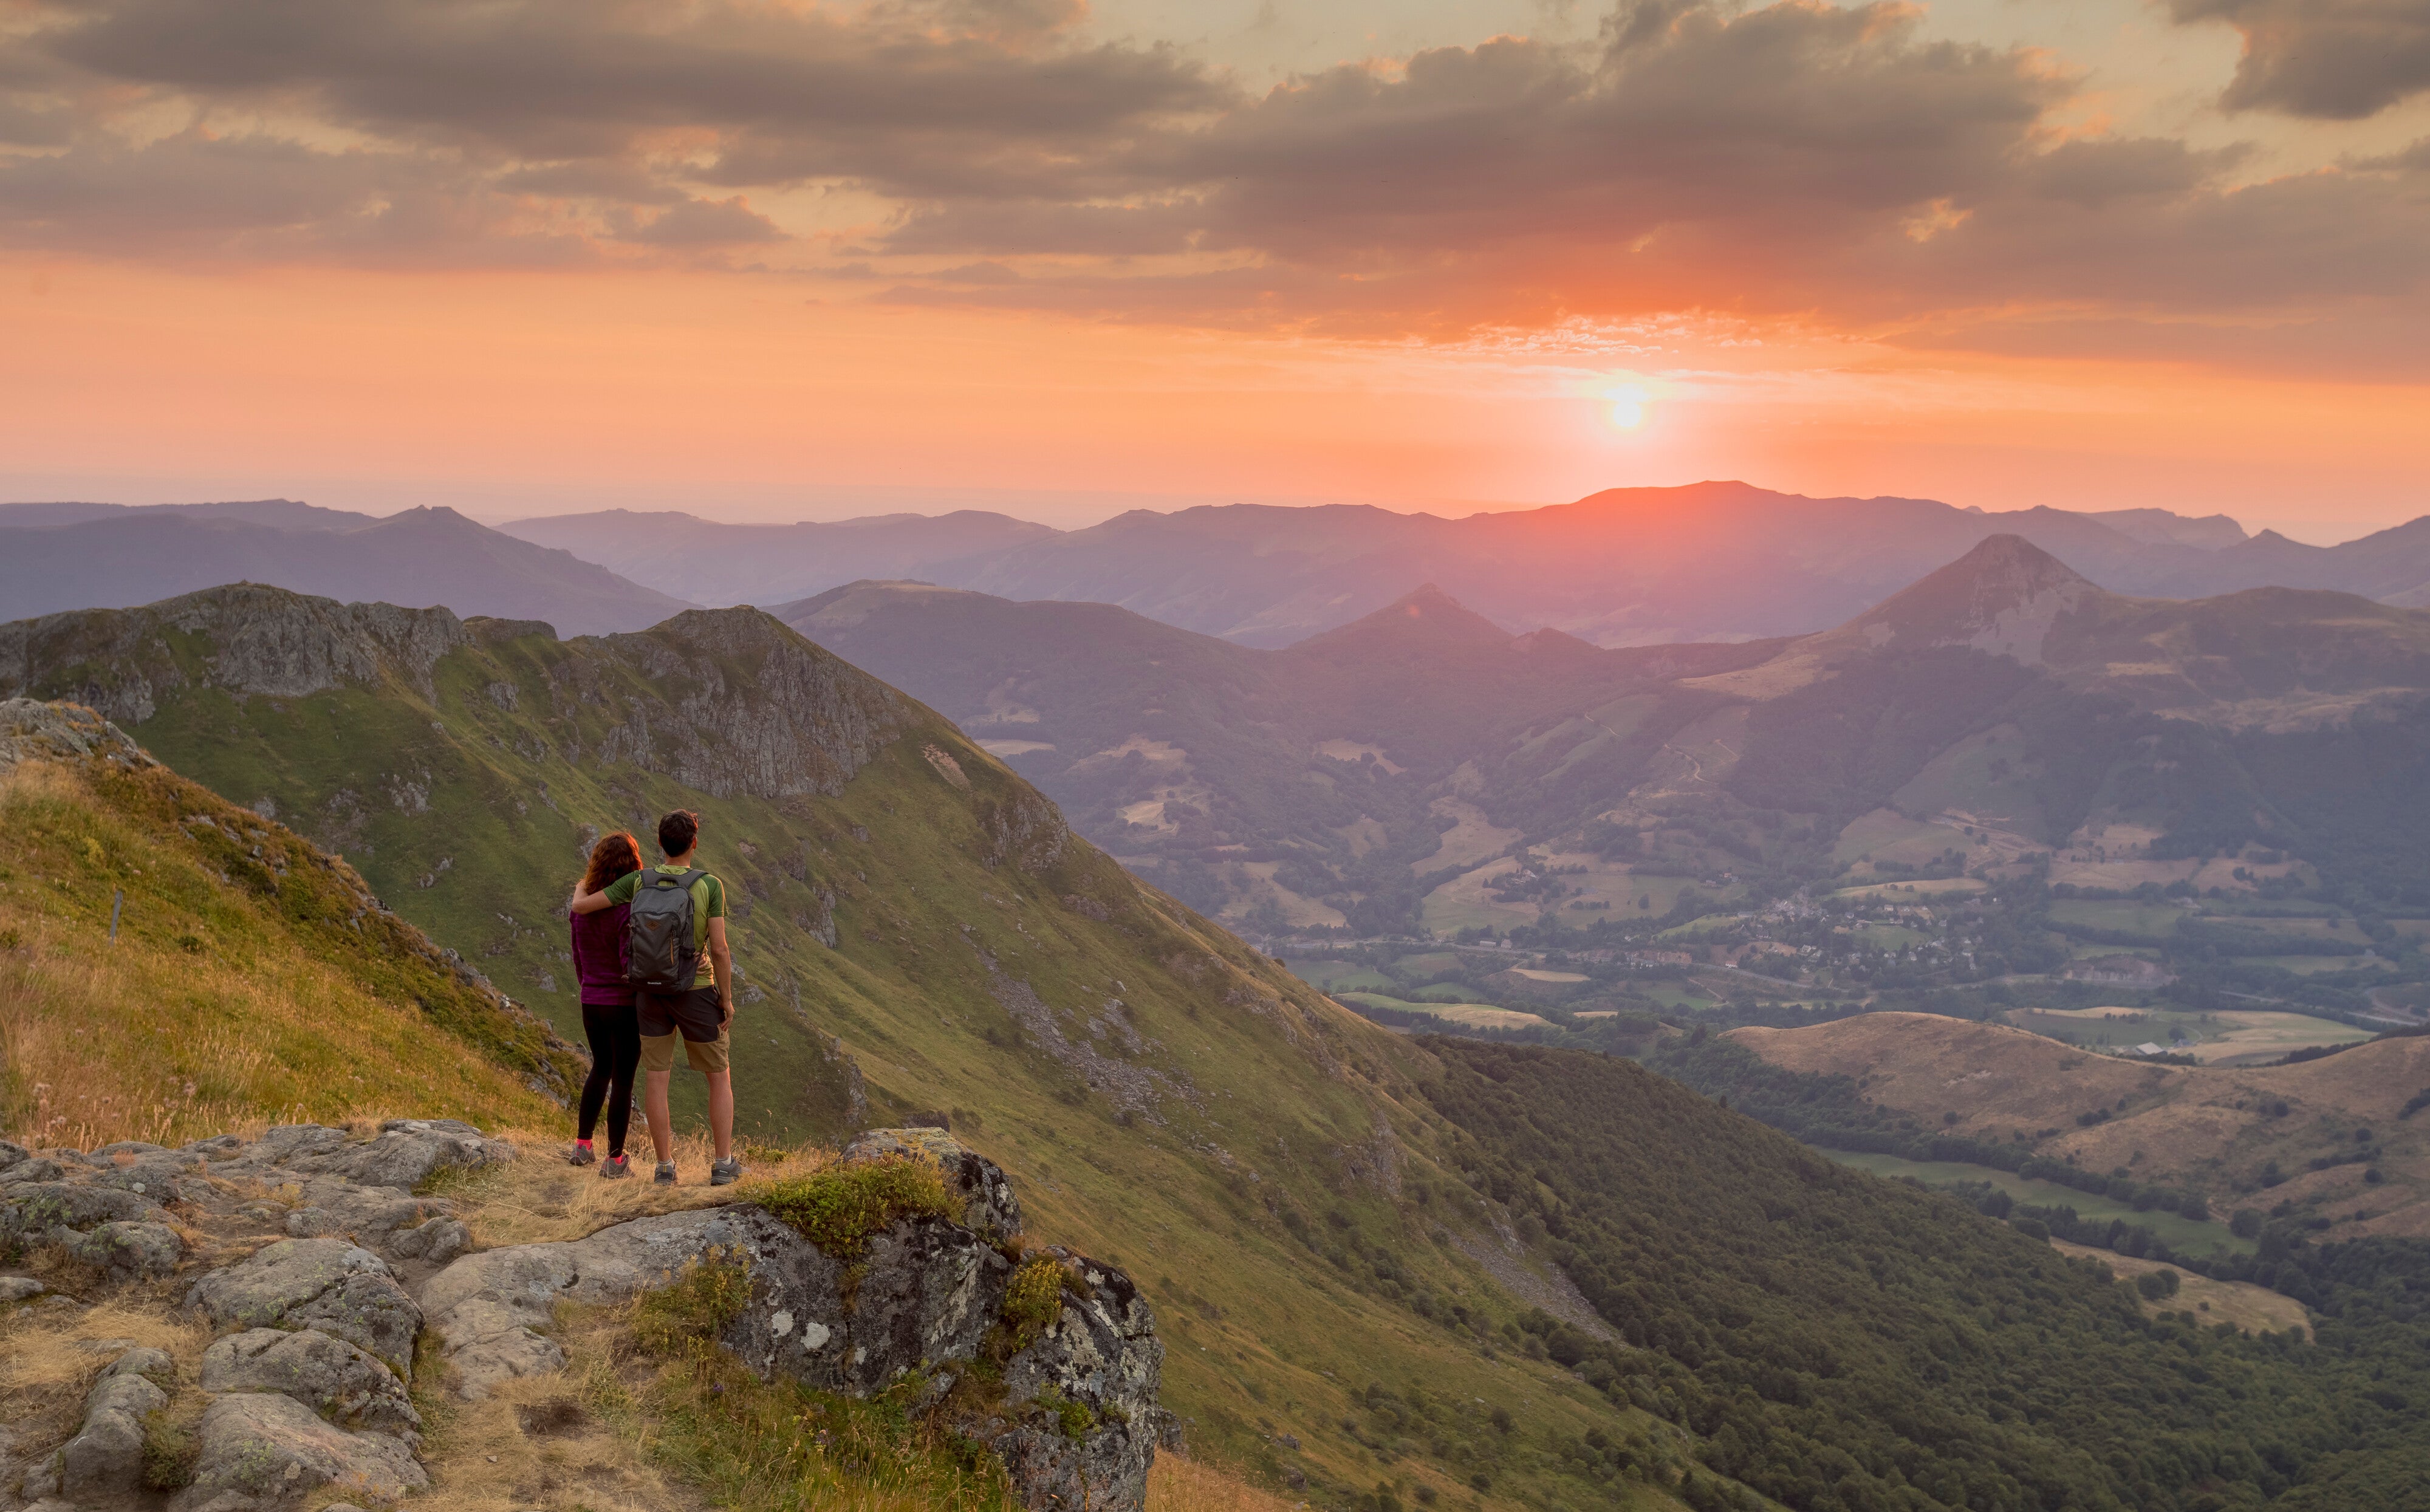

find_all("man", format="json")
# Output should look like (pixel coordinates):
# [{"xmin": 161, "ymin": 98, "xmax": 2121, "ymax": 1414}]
[{"xmin": 570, "ymin": 808, "xmax": 741, "ymax": 1186}]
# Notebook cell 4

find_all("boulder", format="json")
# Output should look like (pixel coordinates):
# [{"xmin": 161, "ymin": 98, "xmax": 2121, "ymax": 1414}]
[
  {"xmin": 170, "ymin": 1392, "xmax": 425, "ymax": 1511},
  {"xmin": 57, "ymin": 1347, "xmax": 174, "ymax": 1502},
  {"xmin": 2, "ymin": 1180, "xmax": 162, "ymax": 1238},
  {"xmin": 1, "ymin": 1275, "xmax": 46, "ymax": 1302},
  {"xmin": 187, "ymin": 1239, "xmax": 422, "ymax": 1377},
  {"xmin": 202, "ymin": 1328, "xmax": 422, "ymax": 1440},
  {"xmin": 60, "ymin": 1218, "xmax": 186, "ymax": 1281},
  {"xmin": 281, "ymin": 1119, "xmax": 516, "ymax": 1191}
]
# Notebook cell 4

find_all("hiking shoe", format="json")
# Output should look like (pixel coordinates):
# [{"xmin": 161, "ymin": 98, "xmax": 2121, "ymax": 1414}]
[
  {"xmin": 710, "ymin": 1157, "xmax": 743, "ymax": 1186},
  {"xmin": 567, "ymin": 1140, "xmax": 595, "ymax": 1166},
  {"xmin": 600, "ymin": 1154, "xmax": 631, "ymax": 1180},
  {"xmin": 653, "ymin": 1161, "xmax": 678, "ymax": 1185}
]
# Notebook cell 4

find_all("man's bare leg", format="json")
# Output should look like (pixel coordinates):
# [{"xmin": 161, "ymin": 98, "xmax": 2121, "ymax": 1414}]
[
  {"xmin": 705, "ymin": 1070, "xmax": 734, "ymax": 1161},
  {"xmin": 645, "ymin": 1068, "xmax": 675, "ymax": 1165}
]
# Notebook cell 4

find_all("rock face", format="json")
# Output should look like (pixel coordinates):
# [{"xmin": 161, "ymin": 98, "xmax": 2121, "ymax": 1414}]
[{"xmin": 1, "ymin": 1121, "xmax": 1162, "ymax": 1512}]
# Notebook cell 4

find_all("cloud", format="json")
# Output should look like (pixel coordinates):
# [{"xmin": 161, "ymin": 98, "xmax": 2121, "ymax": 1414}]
[
  {"xmin": 6, "ymin": 0, "xmax": 2430, "ymax": 371},
  {"xmin": 617, "ymin": 194, "xmax": 783, "ymax": 245},
  {"xmin": 2168, "ymin": 0, "xmax": 2430, "ymax": 119}
]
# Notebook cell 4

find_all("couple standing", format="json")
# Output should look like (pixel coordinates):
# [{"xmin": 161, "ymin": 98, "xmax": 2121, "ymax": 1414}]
[{"xmin": 564, "ymin": 809, "xmax": 744, "ymax": 1186}]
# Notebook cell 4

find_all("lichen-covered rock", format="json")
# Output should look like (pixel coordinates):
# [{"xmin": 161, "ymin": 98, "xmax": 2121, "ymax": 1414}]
[
  {"xmin": 969, "ymin": 1250, "xmax": 1164, "ymax": 1512},
  {"xmin": 1, "ymin": 1179, "xmax": 162, "ymax": 1238},
  {"xmin": 56, "ymin": 1348, "xmax": 173, "ymax": 1502},
  {"xmin": 60, "ymin": 1218, "xmax": 185, "ymax": 1281},
  {"xmin": 840, "ymin": 1127, "xmax": 1022, "ymax": 1237},
  {"xmin": 169, "ymin": 1392, "xmax": 426, "ymax": 1511},
  {"xmin": 257, "ymin": 1118, "xmax": 515, "ymax": 1192},
  {"xmin": 730, "ymin": 1211, "xmax": 1011, "ymax": 1396},
  {"xmin": 202, "ymin": 1328, "xmax": 422, "ymax": 1441},
  {"xmin": 187, "ymin": 1239, "xmax": 422, "ymax": 1377}
]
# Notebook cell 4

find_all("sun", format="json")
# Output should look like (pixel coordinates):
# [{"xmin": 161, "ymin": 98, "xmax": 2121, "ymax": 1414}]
[{"xmin": 1603, "ymin": 385, "xmax": 1650, "ymax": 429}]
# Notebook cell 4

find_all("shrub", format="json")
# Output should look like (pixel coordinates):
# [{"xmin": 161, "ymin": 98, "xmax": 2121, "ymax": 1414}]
[
  {"xmin": 999, "ymin": 1258, "xmax": 1065, "ymax": 1354},
  {"xmin": 750, "ymin": 1157, "xmax": 957, "ymax": 1256},
  {"xmin": 140, "ymin": 1399, "xmax": 202, "ymax": 1491}
]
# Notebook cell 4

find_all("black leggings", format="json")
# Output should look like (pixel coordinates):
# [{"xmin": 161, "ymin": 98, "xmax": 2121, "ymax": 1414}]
[{"xmin": 578, "ymin": 1002, "xmax": 642, "ymax": 1155}]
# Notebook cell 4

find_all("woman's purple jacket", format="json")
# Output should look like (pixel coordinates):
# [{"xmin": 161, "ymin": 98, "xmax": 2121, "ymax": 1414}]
[{"xmin": 570, "ymin": 902, "xmax": 634, "ymax": 1008}]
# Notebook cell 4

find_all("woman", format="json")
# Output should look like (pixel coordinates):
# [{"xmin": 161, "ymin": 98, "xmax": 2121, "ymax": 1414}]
[{"xmin": 568, "ymin": 830, "xmax": 644, "ymax": 1177}]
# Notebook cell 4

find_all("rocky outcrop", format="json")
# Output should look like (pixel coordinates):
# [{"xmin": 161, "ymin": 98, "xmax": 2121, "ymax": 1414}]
[
  {"xmin": 589, "ymin": 608, "xmax": 907, "ymax": 799},
  {"xmin": 415, "ymin": 1127, "xmax": 1161, "ymax": 1510},
  {"xmin": 2, "ymin": 1120, "xmax": 1162, "ymax": 1512},
  {"xmin": 186, "ymin": 1240, "xmax": 423, "ymax": 1379},
  {"xmin": 0, "ymin": 699, "xmax": 157, "ymax": 775},
  {"xmin": 0, "ymin": 584, "xmax": 471, "ymax": 723},
  {"xmin": 2, "ymin": 1119, "xmax": 518, "ymax": 1511}
]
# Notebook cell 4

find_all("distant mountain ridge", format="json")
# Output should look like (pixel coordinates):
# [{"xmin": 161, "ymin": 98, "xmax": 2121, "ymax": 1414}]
[
  {"xmin": 0, "ymin": 501, "xmax": 692, "ymax": 635},
  {"xmin": 778, "ymin": 544, "xmax": 2430, "ymax": 936},
  {"xmin": 498, "ymin": 507, "xmax": 1057, "ymax": 608},
  {"xmin": 505, "ymin": 482, "xmax": 2430, "ymax": 648}
]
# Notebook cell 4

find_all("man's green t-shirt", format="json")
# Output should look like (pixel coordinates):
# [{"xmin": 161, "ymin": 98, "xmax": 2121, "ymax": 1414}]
[{"xmin": 603, "ymin": 865, "xmax": 727, "ymax": 988}]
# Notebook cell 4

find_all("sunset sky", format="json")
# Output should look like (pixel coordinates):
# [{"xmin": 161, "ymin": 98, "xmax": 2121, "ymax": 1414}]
[{"xmin": 4, "ymin": 0, "xmax": 2428, "ymax": 539}]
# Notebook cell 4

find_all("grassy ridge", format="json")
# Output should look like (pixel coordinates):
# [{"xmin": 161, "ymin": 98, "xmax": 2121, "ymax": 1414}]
[{"xmin": 0, "ymin": 729, "xmax": 571, "ymax": 1146}]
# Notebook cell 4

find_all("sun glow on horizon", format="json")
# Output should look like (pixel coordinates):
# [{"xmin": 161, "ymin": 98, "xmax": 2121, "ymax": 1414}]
[{"xmin": 1604, "ymin": 385, "xmax": 1652, "ymax": 431}]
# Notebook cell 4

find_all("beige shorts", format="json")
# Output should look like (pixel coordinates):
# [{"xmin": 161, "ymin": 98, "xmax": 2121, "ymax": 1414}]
[{"xmin": 638, "ymin": 987, "xmax": 731, "ymax": 1074}]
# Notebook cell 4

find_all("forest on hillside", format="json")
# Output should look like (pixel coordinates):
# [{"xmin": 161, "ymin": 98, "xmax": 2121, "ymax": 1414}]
[{"xmin": 1419, "ymin": 1040, "xmax": 2430, "ymax": 1512}]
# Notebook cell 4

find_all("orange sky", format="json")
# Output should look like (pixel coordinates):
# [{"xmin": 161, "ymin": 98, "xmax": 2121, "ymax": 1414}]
[{"xmin": 4, "ymin": 0, "xmax": 2429, "ymax": 541}]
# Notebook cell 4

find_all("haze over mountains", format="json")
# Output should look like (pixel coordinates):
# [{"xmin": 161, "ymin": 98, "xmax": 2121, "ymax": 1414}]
[
  {"xmin": 778, "ymin": 536, "xmax": 2430, "ymax": 945},
  {"xmin": 512, "ymin": 482, "xmax": 2430, "ymax": 647},
  {"xmin": 0, "ymin": 499, "xmax": 690, "ymax": 635}
]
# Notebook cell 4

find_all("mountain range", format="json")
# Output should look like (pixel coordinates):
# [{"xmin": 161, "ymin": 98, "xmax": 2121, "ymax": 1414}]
[
  {"xmin": 510, "ymin": 482, "xmax": 2430, "ymax": 647},
  {"xmin": 769, "ymin": 536, "xmax": 2430, "ymax": 965},
  {"xmin": 0, "ymin": 500, "xmax": 691, "ymax": 635},
  {"xmin": 12, "ymin": 584, "xmax": 2430, "ymax": 1511}
]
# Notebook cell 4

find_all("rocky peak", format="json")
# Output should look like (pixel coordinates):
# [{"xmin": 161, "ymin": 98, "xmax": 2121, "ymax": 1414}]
[{"xmin": 1836, "ymin": 533, "xmax": 2097, "ymax": 665}]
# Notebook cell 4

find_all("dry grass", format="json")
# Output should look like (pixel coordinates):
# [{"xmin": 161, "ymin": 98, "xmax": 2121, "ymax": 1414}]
[
  {"xmin": 0, "ymin": 761, "xmax": 558, "ymax": 1151},
  {"xmin": 2051, "ymin": 1240, "xmax": 2312, "ymax": 1336},
  {"xmin": 1147, "ymin": 1454, "xmax": 1304, "ymax": 1512},
  {"xmin": 0, "ymin": 1293, "xmax": 211, "ymax": 1461},
  {"xmin": 430, "ymin": 1129, "xmax": 836, "ymax": 1250}
]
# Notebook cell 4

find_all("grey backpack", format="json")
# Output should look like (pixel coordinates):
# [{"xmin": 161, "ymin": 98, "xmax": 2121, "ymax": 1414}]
[{"xmin": 625, "ymin": 868, "xmax": 702, "ymax": 990}]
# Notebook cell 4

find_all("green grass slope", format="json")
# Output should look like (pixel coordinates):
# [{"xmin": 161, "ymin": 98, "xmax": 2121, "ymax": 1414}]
[{"xmin": 0, "ymin": 699, "xmax": 577, "ymax": 1145}]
